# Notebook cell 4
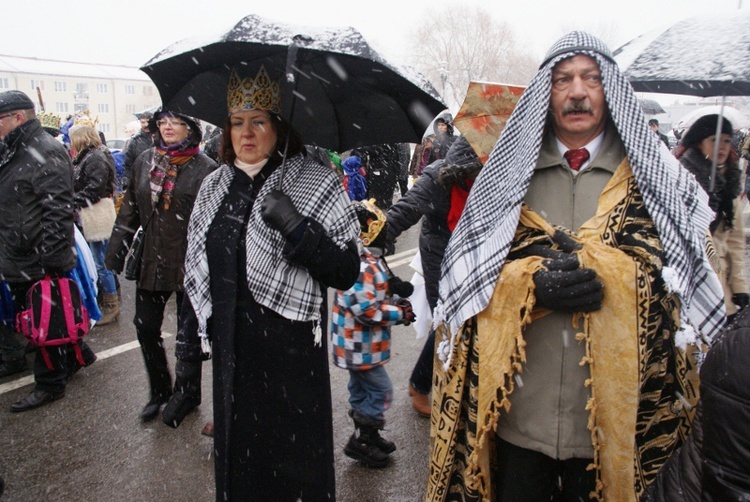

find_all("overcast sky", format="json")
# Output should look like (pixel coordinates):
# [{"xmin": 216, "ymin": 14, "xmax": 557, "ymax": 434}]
[{"xmin": 4, "ymin": 0, "xmax": 746, "ymax": 103}]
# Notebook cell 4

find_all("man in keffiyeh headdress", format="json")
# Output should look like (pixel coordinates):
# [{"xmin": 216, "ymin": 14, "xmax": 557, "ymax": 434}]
[{"xmin": 427, "ymin": 32, "xmax": 726, "ymax": 501}]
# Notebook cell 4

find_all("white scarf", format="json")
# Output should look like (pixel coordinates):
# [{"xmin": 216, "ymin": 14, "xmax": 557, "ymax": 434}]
[{"xmin": 234, "ymin": 158, "xmax": 267, "ymax": 179}]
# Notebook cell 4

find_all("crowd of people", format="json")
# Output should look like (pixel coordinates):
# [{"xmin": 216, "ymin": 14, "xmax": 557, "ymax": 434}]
[{"xmin": 1, "ymin": 28, "xmax": 749, "ymax": 501}]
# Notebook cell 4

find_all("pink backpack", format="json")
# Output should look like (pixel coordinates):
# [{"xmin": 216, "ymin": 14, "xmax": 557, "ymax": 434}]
[{"xmin": 16, "ymin": 276, "xmax": 90, "ymax": 369}]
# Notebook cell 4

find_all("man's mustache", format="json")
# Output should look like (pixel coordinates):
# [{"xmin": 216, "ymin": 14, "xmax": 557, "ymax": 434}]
[{"xmin": 562, "ymin": 102, "xmax": 594, "ymax": 115}]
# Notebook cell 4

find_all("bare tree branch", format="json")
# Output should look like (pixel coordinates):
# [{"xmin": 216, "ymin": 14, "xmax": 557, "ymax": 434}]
[{"xmin": 408, "ymin": 6, "xmax": 538, "ymax": 111}]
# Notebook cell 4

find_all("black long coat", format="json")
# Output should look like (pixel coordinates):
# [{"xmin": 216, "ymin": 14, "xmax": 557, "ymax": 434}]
[
  {"xmin": 105, "ymin": 149, "xmax": 216, "ymax": 291},
  {"xmin": 177, "ymin": 163, "xmax": 359, "ymax": 501},
  {"xmin": 644, "ymin": 309, "xmax": 750, "ymax": 501}
]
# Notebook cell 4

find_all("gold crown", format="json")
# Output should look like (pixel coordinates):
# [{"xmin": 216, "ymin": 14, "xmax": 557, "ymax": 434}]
[
  {"xmin": 73, "ymin": 111, "xmax": 98, "ymax": 128},
  {"xmin": 227, "ymin": 65, "xmax": 281, "ymax": 115},
  {"xmin": 38, "ymin": 112, "xmax": 61, "ymax": 130},
  {"xmin": 357, "ymin": 199, "xmax": 386, "ymax": 247}
]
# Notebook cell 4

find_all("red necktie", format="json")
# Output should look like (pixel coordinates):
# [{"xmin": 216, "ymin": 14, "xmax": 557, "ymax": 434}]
[{"xmin": 564, "ymin": 148, "xmax": 590, "ymax": 171}]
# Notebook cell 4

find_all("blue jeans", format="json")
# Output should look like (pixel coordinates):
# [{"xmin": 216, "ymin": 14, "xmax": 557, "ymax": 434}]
[
  {"xmin": 88, "ymin": 240, "xmax": 117, "ymax": 295},
  {"xmin": 348, "ymin": 365, "xmax": 393, "ymax": 422}
]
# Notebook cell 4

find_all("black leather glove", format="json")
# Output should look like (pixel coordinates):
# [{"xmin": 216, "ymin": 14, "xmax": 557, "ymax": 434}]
[
  {"xmin": 261, "ymin": 189, "xmax": 306, "ymax": 238},
  {"xmin": 163, "ymin": 360, "xmax": 202, "ymax": 429},
  {"xmin": 533, "ymin": 255, "xmax": 604, "ymax": 312},
  {"xmin": 508, "ymin": 230, "xmax": 582, "ymax": 262},
  {"xmin": 732, "ymin": 293, "xmax": 750, "ymax": 309}
]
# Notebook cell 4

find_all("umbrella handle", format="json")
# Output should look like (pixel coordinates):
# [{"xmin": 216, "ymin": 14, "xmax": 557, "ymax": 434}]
[
  {"xmin": 277, "ymin": 36, "xmax": 310, "ymax": 190},
  {"xmin": 708, "ymin": 95, "xmax": 727, "ymax": 193}
]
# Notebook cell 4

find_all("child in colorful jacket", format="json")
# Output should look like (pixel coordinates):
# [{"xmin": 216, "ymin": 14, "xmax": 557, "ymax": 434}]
[{"xmin": 331, "ymin": 199, "xmax": 415, "ymax": 468}]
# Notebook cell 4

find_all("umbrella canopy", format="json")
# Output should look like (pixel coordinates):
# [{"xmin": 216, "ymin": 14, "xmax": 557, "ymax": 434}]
[
  {"xmin": 677, "ymin": 105, "xmax": 750, "ymax": 131},
  {"xmin": 453, "ymin": 81, "xmax": 524, "ymax": 164},
  {"xmin": 613, "ymin": 10, "xmax": 750, "ymax": 97},
  {"xmin": 638, "ymin": 98, "xmax": 665, "ymax": 115},
  {"xmin": 134, "ymin": 105, "xmax": 160, "ymax": 120},
  {"xmin": 140, "ymin": 14, "xmax": 445, "ymax": 152}
]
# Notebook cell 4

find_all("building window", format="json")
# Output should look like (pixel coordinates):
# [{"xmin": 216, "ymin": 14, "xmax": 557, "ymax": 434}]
[
  {"xmin": 125, "ymin": 84, "xmax": 135, "ymax": 95},
  {"xmin": 125, "ymin": 104, "xmax": 136, "ymax": 114},
  {"xmin": 74, "ymin": 103, "xmax": 88, "ymax": 114},
  {"xmin": 31, "ymin": 80, "xmax": 44, "ymax": 91},
  {"xmin": 143, "ymin": 86, "xmax": 153, "ymax": 96},
  {"xmin": 96, "ymin": 83, "xmax": 108, "ymax": 94},
  {"xmin": 97, "ymin": 103, "xmax": 109, "ymax": 113},
  {"xmin": 99, "ymin": 123, "xmax": 111, "ymax": 134},
  {"xmin": 55, "ymin": 102, "xmax": 69, "ymax": 113},
  {"xmin": 0, "ymin": 78, "xmax": 10, "ymax": 89},
  {"xmin": 54, "ymin": 81, "xmax": 67, "ymax": 92},
  {"xmin": 73, "ymin": 82, "xmax": 89, "ymax": 102}
]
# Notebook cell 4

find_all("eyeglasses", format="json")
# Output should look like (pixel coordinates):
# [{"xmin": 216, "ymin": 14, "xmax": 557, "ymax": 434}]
[
  {"xmin": 0, "ymin": 113, "xmax": 16, "ymax": 122},
  {"xmin": 156, "ymin": 119, "xmax": 187, "ymax": 128}
]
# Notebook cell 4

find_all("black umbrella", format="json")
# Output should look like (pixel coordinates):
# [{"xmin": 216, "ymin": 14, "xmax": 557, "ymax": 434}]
[
  {"xmin": 638, "ymin": 98, "xmax": 665, "ymax": 115},
  {"xmin": 140, "ymin": 14, "xmax": 446, "ymax": 153},
  {"xmin": 613, "ymin": 10, "xmax": 750, "ymax": 97}
]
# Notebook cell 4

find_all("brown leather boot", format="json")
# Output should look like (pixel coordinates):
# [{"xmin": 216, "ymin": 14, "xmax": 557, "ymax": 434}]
[
  {"xmin": 97, "ymin": 292, "xmax": 120, "ymax": 326},
  {"xmin": 409, "ymin": 386, "xmax": 431, "ymax": 418}
]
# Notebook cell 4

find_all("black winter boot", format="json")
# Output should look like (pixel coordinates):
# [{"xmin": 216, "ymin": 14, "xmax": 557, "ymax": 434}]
[
  {"xmin": 140, "ymin": 346, "xmax": 172, "ymax": 422},
  {"xmin": 344, "ymin": 430, "xmax": 390, "ymax": 468},
  {"xmin": 349, "ymin": 409, "xmax": 396, "ymax": 454},
  {"xmin": 366, "ymin": 425, "xmax": 396, "ymax": 454}
]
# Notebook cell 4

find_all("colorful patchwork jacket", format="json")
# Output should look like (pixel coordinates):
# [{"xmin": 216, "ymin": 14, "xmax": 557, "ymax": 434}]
[{"xmin": 331, "ymin": 250, "xmax": 405, "ymax": 371}]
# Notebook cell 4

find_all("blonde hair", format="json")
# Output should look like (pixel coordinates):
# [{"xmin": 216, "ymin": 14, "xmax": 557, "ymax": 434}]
[{"xmin": 70, "ymin": 125, "xmax": 102, "ymax": 153}]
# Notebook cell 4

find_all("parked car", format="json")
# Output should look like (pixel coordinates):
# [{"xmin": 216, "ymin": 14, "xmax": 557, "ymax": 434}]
[{"xmin": 106, "ymin": 138, "xmax": 128, "ymax": 151}]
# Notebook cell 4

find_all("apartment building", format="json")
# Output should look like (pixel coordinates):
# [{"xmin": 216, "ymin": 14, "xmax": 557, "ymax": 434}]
[{"xmin": 0, "ymin": 54, "xmax": 161, "ymax": 140}]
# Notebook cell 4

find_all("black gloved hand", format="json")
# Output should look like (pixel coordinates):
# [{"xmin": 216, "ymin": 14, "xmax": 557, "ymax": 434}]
[
  {"xmin": 508, "ymin": 230, "xmax": 582, "ymax": 262},
  {"xmin": 533, "ymin": 255, "xmax": 604, "ymax": 312},
  {"xmin": 261, "ymin": 189, "xmax": 305, "ymax": 238},
  {"xmin": 390, "ymin": 276, "xmax": 414, "ymax": 298},
  {"xmin": 396, "ymin": 298, "xmax": 416, "ymax": 325},
  {"xmin": 732, "ymin": 293, "xmax": 750, "ymax": 309}
]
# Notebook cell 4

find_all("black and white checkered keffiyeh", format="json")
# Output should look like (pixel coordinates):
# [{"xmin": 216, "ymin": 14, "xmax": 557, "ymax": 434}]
[
  {"xmin": 435, "ymin": 32, "xmax": 725, "ymax": 362},
  {"xmin": 184, "ymin": 154, "xmax": 359, "ymax": 355}
]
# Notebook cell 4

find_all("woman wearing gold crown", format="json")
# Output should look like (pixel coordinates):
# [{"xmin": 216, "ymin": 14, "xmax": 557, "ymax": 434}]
[
  {"xmin": 105, "ymin": 109, "xmax": 217, "ymax": 422},
  {"xmin": 174, "ymin": 65, "xmax": 361, "ymax": 500}
]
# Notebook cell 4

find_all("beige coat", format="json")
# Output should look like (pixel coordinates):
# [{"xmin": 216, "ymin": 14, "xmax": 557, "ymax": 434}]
[
  {"xmin": 495, "ymin": 122, "xmax": 626, "ymax": 460},
  {"xmin": 713, "ymin": 196, "xmax": 749, "ymax": 315}
]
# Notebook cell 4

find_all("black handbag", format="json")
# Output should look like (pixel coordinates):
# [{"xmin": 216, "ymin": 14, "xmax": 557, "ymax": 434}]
[
  {"xmin": 123, "ymin": 226, "xmax": 145, "ymax": 280},
  {"xmin": 123, "ymin": 208, "xmax": 156, "ymax": 281}
]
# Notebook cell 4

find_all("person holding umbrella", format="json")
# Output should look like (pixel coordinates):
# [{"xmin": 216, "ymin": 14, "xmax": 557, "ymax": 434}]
[
  {"xmin": 105, "ymin": 109, "xmax": 217, "ymax": 422},
  {"xmin": 174, "ymin": 64, "xmax": 360, "ymax": 501},
  {"xmin": 674, "ymin": 114, "xmax": 749, "ymax": 322}
]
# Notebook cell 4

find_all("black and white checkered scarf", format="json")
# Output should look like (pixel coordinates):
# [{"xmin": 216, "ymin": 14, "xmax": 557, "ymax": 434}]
[
  {"xmin": 435, "ymin": 32, "xmax": 725, "ymax": 361},
  {"xmin": 183, "ymin": 154, "xmax": 359, "ymax": 355}
]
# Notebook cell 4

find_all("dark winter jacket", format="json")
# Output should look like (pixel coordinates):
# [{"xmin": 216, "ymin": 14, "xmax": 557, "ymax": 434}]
[
  {"xmin": 352, "ymin": 144, "xmax": 402, "ymax": 210},
  {"xmin": 0, "ymin": 118, "xmax": 76, "ymax": 282},
  {"xmin": 428, "ymin": 115, "xmax": 457, "ymax": 164},
  {"xmin": 643, "ymin": 308, "xmax": 750, "ymax": 501},
  {"xmin": 203, "ymin": 128, "xmax": 222, "ymax": 165},
  {"xmin": 72, "ymin": 145, "xmax": 116, "ymax": 210},
  {"xmin": 105, "ymin": 148, "xmax": 217, "ymax": 291},
  {"xmin": 386, "ymin": 137, "xmax": 481, "ymax": 309},
  {"xmin": 122, "ymin": 130, "xmax": 154, "ymax": 185}
]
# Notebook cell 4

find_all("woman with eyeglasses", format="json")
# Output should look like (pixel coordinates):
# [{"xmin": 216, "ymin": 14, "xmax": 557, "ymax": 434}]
[{"xmin": 105, "ymin": 109, "xmax": 217, "ymax": 421}]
